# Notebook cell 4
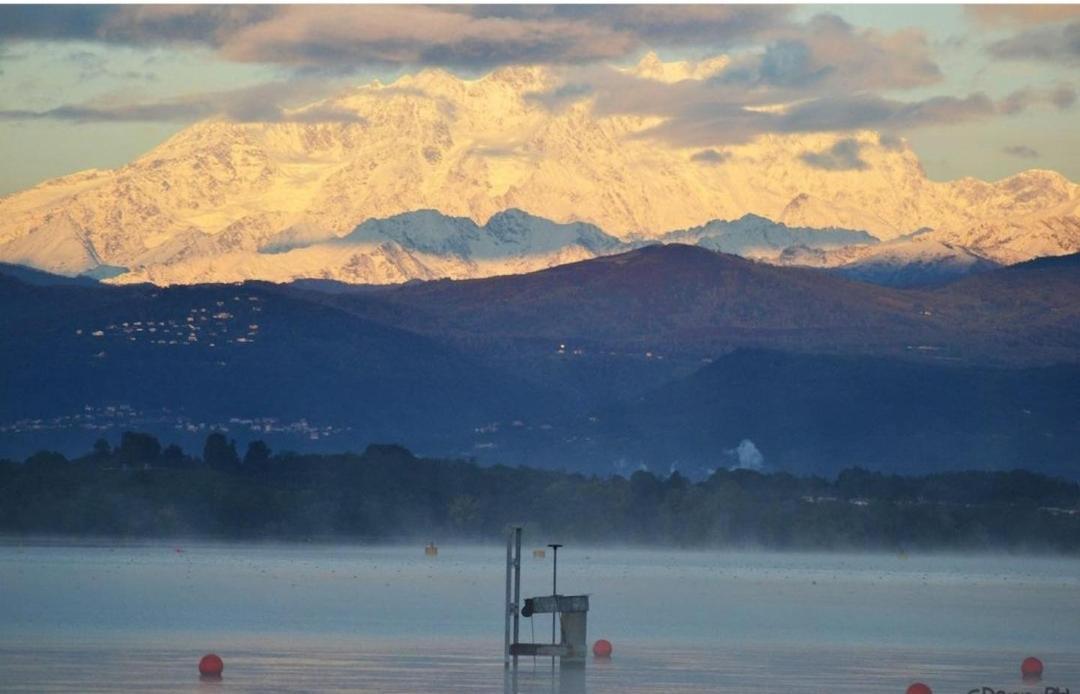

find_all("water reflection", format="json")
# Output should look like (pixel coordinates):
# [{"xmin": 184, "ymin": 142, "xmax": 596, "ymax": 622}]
[{"xmin": 504, "ymin": 661, "xmax": 586, "ymax": 694}]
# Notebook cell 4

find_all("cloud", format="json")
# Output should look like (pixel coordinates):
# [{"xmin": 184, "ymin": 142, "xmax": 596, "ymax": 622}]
[
  {"xmin": 1003, "ymin": 144, "xmax": 1040, "ymax": 159},
  {"xmin": 0, "ymin": 6, "xmax": 115, "ymax": 42},
  {"xmin": 878, "ymin": 133, "xmax": 905, "ymax": 150},
  {"xmin": 690, "ymin": 149, "xmax": 731, "ymax": 165},
  {"xmin": 800, "ymin": 138, "xmax": 869, "ymax": 171},
  {"xmin": 550, "ymin": 5, "xmax": 791, "ymax": 45},
  {"xmin": 966, "ymin": 5, "xmax": 1080, "ymax": 27},
  {"xmin": 1050, "ymin": 85, "xmax": 1079, "ymax": 108},
  {"xmin": 0, "ymin": 5, "xmax": 792, "ymax": 70},
  {"xmin": 0, "ymin": 4, "xmax": 1069, "ymax": 146},
  {"xmin": 987, "ymin": 20, "xmax": 1080, "ymax": 63},
  {"xmin": 569, "ymin": 51, "xmax": 1068, "ymax": 148},
  {"xmin": 629, "ymin": 91, "xmax": 1001, "ymax": 147},
  {"xmin": 718, "ymin": 14, "xmax": 942, "ymax": 92},
  {"xmin": 0, "ymin": 102, "xmax": 211, "ymax": 124},
  {"xmin": 218, "ymin": 6, "xmax": 795, "ymax": 69},
  {"xmin": 713, "ymin": 40, "xmax": 829, "ymax": 88},
  {"xmin": 787, "ymin": 94, "xmax": 995, "ymax": 131},
  {"xmin": 998, "ymin": 85, "xmax": 1077, "ymax": 113},
  {"xmin": 0, "ymin": 6, "xmax": 270, "ymax": 46},
  {"xmin": 64, "ymin": 49, "xmax": 156, "ymax": 82},
  {"xmin": 521, "ymin": 14, "xmax": 962, "ymax": 147},
  {"xmin": 0, "ymin": 79, "xmax": 365, "ymax": 124},
  {"xmin": 526, "ymin": 81, "xmax": 595, "ymax": 110},
  {"xmin": 215, "ymin": 6, "xmax": 628, "ymax": 68}
]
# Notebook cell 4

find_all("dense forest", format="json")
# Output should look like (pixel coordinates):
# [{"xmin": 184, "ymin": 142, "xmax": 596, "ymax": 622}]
[{"xmin": 1, "ymin": 432, "xmax": 1079, "ymax": 553}]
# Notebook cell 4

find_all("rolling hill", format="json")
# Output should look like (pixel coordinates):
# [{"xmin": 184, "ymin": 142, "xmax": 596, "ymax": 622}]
[{"xmin": 3, "ymin": 249, "xmax": 1077, "ymax": 477}]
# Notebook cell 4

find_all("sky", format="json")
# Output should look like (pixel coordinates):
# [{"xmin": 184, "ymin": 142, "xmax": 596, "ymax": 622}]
[{"xmin": 0, "ymin": 4, "xmax": 1078, "ymax": 196}]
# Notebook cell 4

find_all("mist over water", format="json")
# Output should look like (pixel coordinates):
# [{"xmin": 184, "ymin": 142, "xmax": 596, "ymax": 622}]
[{"xmin": 1, "ymin": 541, "xmax": 1079, "ymax": 692}]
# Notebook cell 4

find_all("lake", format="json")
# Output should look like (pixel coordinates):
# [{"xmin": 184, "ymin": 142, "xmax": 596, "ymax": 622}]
[{"xmin": 1, "ymin": 541, "xmax": 1078, "ymax": 692}]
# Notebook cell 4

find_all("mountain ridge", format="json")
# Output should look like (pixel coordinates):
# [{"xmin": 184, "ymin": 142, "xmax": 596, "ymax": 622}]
[{"xmin": 1, "ymin": 61, "xmax": 1077, "ymax": 284}]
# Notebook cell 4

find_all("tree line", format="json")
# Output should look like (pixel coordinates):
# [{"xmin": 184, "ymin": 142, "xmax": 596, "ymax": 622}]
[{"xmin": 1, "ymin": 432, "xmax": 1078, "ymax": 552}]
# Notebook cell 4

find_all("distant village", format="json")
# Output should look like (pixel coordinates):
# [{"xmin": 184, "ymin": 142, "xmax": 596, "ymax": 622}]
[
  {"xmin": 0, "ymin": 404, "xmax": 348, "ymax": 442},
  {"xmin": 75, "ymin": 294, "xmax": 264, "ymax": 349}
]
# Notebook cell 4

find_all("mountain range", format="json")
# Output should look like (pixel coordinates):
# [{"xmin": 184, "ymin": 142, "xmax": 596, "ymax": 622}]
[
  {"xmin": 0, "ymin": 58, "xmax": 1078, "ymax": 286},
  {"xmin": 2, "ymin": 56, "xmax": 1079, "ymax": 479}
]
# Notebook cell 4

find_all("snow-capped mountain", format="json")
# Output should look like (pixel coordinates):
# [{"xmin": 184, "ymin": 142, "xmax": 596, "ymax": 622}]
[
  {"xmin": 0, "ymin": 55, "xmax": 1078, "ymax": 284},
  {"xmin": 114, "ymin": 208, "xmax": 890, "ymax": 286},
  {"xmin": 115, "ymin": 208, "xmax": 624, "ymax": 286},
  {"xmin": 826, "ymin": 237, "xmax": 1002, "ymax": 287},
  {"xmin": 660, "ymin": 213, "xmax": 878, "ymax": 260},
  {"xmin": 773, "ymin": 228, "xmax": 1003, "ymax": 286},
  {"xmin": 341, "ymin": 208, "xmax": 621, "ymax": 258}
]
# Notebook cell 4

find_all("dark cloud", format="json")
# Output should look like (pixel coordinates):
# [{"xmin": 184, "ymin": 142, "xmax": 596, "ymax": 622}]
[
  {"xmin": 0, "ymin": 102, "xmax": 213, "ymax": 124},
  {"xmin": 217, "ymin": 6, "xmax": 630, "ymax": 68},
  {"xmin": 878, "ymin": 133, "xmax": 905, "ymax": 150},
  {"xmin": 0, "ymin": 4, "xmax": 1067, "ymax": 146},
  {"xmin": 799, "ymin": 138, "xmax": 869, "ymax": 171},
  {"xmin": 987, "ymin": 20, "xmax": 1080, "ymax": 63},
  {"xmin": 629, "ymin": 91, "xmax": 1005, "ymax": 147},
  {"xmin": 0, "ymin": 79, "xmax": 364, "ymax": 124},
  {"xmin": 1050, "ymin": 84, "xmax": 1079, "ymax": 108},
  {"xmin": 998, "ymin": 85, "xmax": 1077, "ymax": 113},
  {"xmin": 775, "ymin": 92, "xmax": 999, "ymax": 133},
  {"xmin": 0, "ymin": 6, "xmax": 270, "ymax": 46},
  {"xmin": 690, "ymin": 149, "xmax": 731, "ymax": 165},
  {"xmin": 0, "ymin": 5, "xmax": 791, "ymax": 70},
  {"xmin": 559, "ymin": 42, "xmax": 1065, "ymax": 148},
  {"xmin": 0, "ymin": 6, "xmax": 116, "ymax": 42},
  {"xmin": 626, "ymin": 82, "xmax": 1071, "ymax": 148},
  {"xmin": 722, "ymin": 39, "xmax": 833, "ymax": 87},
  {"xmin": 716, "ymin": 14, "xmax": 941, "ymax": 93},
  {"xmin": 795, "ymin": 14, "xmax": 942, "ymax": 90},
  {"xmin": 548, "ymin": 5, "xmax": 791, "ymax": 45},
  {"xmin": 1003, "ymin": 144, "xmax": 1040, "ymax": 159},
  {"xmin": 759, "ymin": 40, "xmax": 830, "ymax": 86},
  {"xmin": 64, "ymin": 49, "xmax": 156, "ymax": 82}
]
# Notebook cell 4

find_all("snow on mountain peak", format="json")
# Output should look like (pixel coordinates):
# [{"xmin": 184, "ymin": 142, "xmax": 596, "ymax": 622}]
[
  {"xmin": 0, "ymin": 60, "xmax": 1077, "ymax": 283},
  {"xmin": 662, "ymin": 214, "xmax": 879, "ymax": 259}
]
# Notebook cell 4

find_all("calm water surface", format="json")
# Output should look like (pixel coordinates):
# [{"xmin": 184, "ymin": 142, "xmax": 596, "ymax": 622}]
[{"xmin": 1, "ymin": 542, "xmax": 1078, "ymax": 692}]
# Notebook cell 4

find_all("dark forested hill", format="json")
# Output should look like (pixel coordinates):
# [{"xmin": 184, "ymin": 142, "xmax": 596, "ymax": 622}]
[
  {"xmin": 320, "ymin": 245, "xmax": 1080, "ymax": 365},
  {"xmin": 564, "ymin": 350, "xmax": 1080, "ymax": 478},
  {"xmin": 0, "ymin": 275, "xmax": 550, "ymax": 458},
  {"xmin": 2, "ymin": 251, "xmax": 1079, "ymax": 478}
]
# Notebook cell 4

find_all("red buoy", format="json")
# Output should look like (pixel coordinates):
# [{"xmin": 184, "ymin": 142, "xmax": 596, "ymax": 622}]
[
  {"xmin": 592, "ymin": 639, "xmax": 613, "ymax": 658},
  {"xmin": 1021, "ymin": 656, "xmax": 1044, "ymax": 680},
  {"xmin": 199, "ymin": 654, "xmax": 224, "ymax": 677},
  {"xmin": 906, "ymin": 683, "xmax": 932, "ymax": 694}
]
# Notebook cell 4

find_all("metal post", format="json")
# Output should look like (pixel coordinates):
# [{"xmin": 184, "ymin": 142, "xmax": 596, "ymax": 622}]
[
  {"xmin": 512, "ymin": 527, "xmax": 522, "ymax": 667},
  {"xmin": 504, "ymin": 528, "xmax": 513, "ymax": 668},
  {"xmin": 547, "ymin": 544, "xmax": 562, "ymax": 647}
]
